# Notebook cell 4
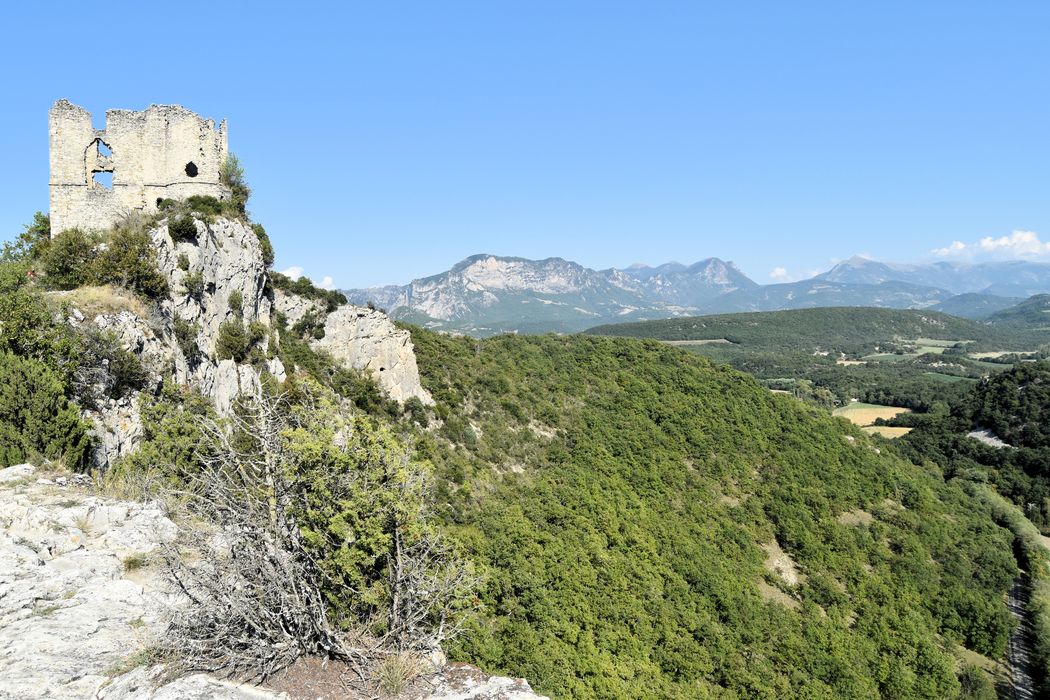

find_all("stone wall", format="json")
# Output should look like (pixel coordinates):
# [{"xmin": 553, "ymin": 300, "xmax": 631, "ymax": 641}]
[{"xmin": 49, "ymin": 100, "xmax": 229, "ymax": 235}]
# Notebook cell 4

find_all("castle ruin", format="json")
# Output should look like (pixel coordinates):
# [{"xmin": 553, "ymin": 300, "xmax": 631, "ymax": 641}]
[{"xmin": 48, "ymin": 100, "xmax": 229, "ymax": 236}]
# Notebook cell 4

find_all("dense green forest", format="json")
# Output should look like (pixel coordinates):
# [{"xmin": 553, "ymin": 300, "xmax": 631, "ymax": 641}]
[
  {"xmin": 406, "ymin": 331, "xmax": 1019, "ymax": 698},
  {"xmin": 587, "ymin": 307, "xmax": 992, "ymax": 350},
  {"xmin": 585, "ymin": 307, "xmax": 1050, "ymax": 413},
  {"xmin": 898, "ymin": 361, "xmax": 1050, "ymax": 694}
]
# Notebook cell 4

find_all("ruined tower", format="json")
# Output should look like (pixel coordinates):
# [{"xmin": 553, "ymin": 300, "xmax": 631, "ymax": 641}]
[{"xmin": 48, "ymin": 100, "xmax": 229, "ymax": 236}]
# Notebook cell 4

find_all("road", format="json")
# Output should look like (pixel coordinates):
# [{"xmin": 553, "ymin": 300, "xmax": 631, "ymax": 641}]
[{"xmin": 1007, "ymin": 574, "xmax": 1036, "ymax": 700}]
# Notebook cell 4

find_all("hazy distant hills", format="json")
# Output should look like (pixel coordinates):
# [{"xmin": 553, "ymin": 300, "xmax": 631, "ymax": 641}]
[
  {"xmin": 344, "ymin": 254, "xmax": 1050, "ymax": 335},
  {"xmin": 345, "ymin": 254, "xmax": 753, "ymax": 335}
]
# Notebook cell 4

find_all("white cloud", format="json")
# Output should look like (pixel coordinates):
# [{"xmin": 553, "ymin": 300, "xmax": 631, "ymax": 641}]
[
  {"xmin": 769, "ymin": 266, "xmax": 789, "ymax": 280},
  {"xmin": 280, "ymin": 265, "xmax": 304, "ymax": 280},
  {"xmin": 318, "ymin": 276, "xmax": 336, "ymax": 290},
  {"xmin": 931, "ymin": 230, "xmax": 1050, "ymax": 260}
]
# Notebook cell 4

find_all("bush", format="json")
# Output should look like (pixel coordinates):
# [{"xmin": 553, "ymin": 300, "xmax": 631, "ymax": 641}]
[
  {"xmin": 174, "ymin": 318, "xmax": 200, "ymax": 362},
  {"xmin": 90, "ymin": 226, "xmax": 169, "ymax": 298},
  {"xmin": 41, "ymin": 229, "xmax": 95, "ymax": 290},
  {"xmin": 71, "ymin": 329, "xmax": 150, "ymax": 408},
  {"xmin": 151, "ymin": 388, "xmax": 475, "ymax": 678},
  {"xmin": 177, "ymin": 254, "xmax": 190, "ymax": 271},
  {"xmin": 215, "ymin": 321, "xmax": 249, "ymax": 362},
  {"xmin": 183, "ymin": 271, "xmax": 205, "ymax": 299},
  {"xmin": 185, "ymin": 195, "xmax": 225, "ymax": 217},
  {"xmin": 268, "ymin": 271, "xmax": 346, "ymax": 313},
  {"xmin": 0, "ymin": 352, "xmax": 91, "ymax": 469},
  {"xmin": 0, "ymin": 263, "xmax": 79, "ymax": 376},
  {"xmin": 957, "ymin": 665, "xmax": 996, "ymax": 700},
  {"xmin": 251, "ymin": 223, "xmax": 274, "ymax": 267},
  {"xmin": 2, "ymin": 212, "xmax": 51, "ymax": 263},
  {"xmin": 228, "ymin": 290, "xmax": 243, "ymax": 316},
  {"xmin": 215, "ymin": 319, "xmax": 267, "ymax": 363},
  {"xmin": 114, "ymin": 382, "xmax": 215, "ymax": 482},
  {"xmin": 220, "ymin": 154, "xmax": 251, "ymax": 215},
  {"xmin": 168, "ymin": 216, "xmax": 198, "ymax": 242}
]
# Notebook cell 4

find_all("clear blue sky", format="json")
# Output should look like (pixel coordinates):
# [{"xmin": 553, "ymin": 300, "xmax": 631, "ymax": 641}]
[{"xmin": 3, "ymin": 2, "xmax": 1050, "ymax": 287}]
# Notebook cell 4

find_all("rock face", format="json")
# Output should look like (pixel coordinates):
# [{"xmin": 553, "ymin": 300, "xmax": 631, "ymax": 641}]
[
  {"xmin": 0, "ymin": 464, "xmax": 177, "ymax": 699},
  {"xmin": 67, "ymin": 215, "xmax": 434, "ymax": 468},
  {"xmin": 0, "ymin": 465, "xmax": 546, "ymax": 700},
  {"xmin": 273, "ymin": 290, "xmax": 433, "ymax": 405},
  {"xmin": 313, "ymin": 305, "xmax": 434, "ymax": 405},
  {"xmin": 64, "ymin": 216, "xmax": 281, "ymax": 468}
]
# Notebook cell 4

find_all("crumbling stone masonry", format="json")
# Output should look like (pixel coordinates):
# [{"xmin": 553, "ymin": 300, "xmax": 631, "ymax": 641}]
[{"xmin": 48, "ymin": 100, "xmax": 229, "ymax": 236}]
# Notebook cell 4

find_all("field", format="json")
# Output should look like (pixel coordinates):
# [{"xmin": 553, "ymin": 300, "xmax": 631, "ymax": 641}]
[
  {"xmin": 862, "ymin": 426, "xmax": 913, "ymax": 438},
  {"xmin": 833, "ymin": 402, "xmax": 911, "ymax": 426}
]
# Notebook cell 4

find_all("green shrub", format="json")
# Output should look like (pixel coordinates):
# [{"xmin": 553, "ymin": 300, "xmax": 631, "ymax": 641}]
[
  {"xmin": 41, "ymin": 229, "xmax": 95, "ymax": 290},
  {"xmin": 173, "ymin": 318, "xmax": 200, "ymax": 361},
  {"xmin": 185, "ymin": 195, "xmax": 225, "ymax": 217},
  {"xmin": 268, "ymin": 271, "xmax": 346, "ymax": 312},
  {"xmin": 0, "ymin": 263, "xmax": 79, "ymax": 375},
  {"xmin": 2, "ymin": 212, "xmax": 51, "ymax": 263},
  {"xmin": 72, "ymin": 329, "xmax": 149, "ymax": 407},
  {"xmin": 90, "ymin": 227, "xmax": 168, "ymax": 299},
  {"xmin": 291, "ymin": 309, "xmax": 326, "ymax": 340},
  {"xmin": 956, "ymin": 665, "xmax": 996, "ymax": 700},
  {"xmin": 228, "ymin": 290, "xmax": 243, "ymax": 316},
  {"xmin": 176, "ymin": 254, "xmax": 190, "ymax": 272},
  {"xmin": 215, "ymin": 319, "xmax": 266, "ymax": 363},
  {"xmin": 403, "ymin": 396, "xmax": 428, "ymax": 426},
  {"xmin": 156, "ymin": 198, "xmax": 178, "ymax": 212},
  {"xmin": 219, "ymin": 154, "xmax": 250, "ymax": 215},
  {"xmin": 251, "ymin": 223, "xmax": 274, "ymax": 267},
  {"xmin": 215, "ymin": 321, "xmax": 248, "ymax": 362},
  {"xmin": 0, "ymin": 352, "xmax": 91, "ymax": 469},
  {"xmin": 183, "ymin": 271, "xmax": 204, "ymax": 299},
  {"xmin": 114, "ymin": 382, "xmax": 215, "ymax": 481},
  {"xmin": 168, "ymin": 216, "xmax": 198, "ymax": 242}
]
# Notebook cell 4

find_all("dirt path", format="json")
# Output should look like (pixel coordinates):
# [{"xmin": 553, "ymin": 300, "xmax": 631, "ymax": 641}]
[{"xmin": 1007, "ymin": 574, "xmax": 1036, "ymax": 700}]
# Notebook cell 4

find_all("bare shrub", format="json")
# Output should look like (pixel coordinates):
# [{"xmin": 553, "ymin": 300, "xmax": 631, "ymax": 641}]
[{"xmin": 155, "ymin": 383, "xmax": 477, "ymax": 682}]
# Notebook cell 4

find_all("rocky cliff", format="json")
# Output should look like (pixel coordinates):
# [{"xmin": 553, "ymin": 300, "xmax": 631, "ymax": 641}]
[{"xmin": 62, "ymin": 214, "xmax": 430, "ymax": 469}]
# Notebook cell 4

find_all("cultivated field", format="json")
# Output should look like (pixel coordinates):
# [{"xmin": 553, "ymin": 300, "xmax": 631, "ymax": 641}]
[
  {"xmin": 862, "ymin": 426, "xmax": 913, "ymax": 438},
  {"xmin": 833, "ymin": 402, "xmax": 911, "ymax": 426}
]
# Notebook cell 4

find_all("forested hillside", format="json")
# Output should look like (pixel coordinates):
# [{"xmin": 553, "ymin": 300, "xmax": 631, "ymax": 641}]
[
  {"xmin": 587, "ymin": 307, "xmax": 1018, "ymax": 353},
  {"xmin": 898, "ymin": 361, "xmax": 1050, "ymax": 695},
  {"xmin": 408, "ymin": 331, "xmax": 1017, "ymax": 698}
]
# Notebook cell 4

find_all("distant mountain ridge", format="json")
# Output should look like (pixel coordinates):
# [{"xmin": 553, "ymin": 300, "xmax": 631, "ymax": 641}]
[
  {"xmin": 344, "ymin": 254, "xmax": 1050, "ymax": 335},
  {"xmin": 345, "ymin": 254, "xmax": 754, "ymax": 335}
]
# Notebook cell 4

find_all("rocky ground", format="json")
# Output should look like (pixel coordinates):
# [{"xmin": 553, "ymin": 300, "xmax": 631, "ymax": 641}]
[{"xmin": 0, "ymin": 464, "xmax": 546, "ymax": 700}]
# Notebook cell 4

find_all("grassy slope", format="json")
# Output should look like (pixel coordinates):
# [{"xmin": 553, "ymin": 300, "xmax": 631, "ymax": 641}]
[{"xmin": 410, "ymin": 330, "xmax": 1017, "ymax": 699}]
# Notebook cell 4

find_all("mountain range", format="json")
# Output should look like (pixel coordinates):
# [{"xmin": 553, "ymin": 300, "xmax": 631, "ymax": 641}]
[{"xmin": 344, "ymin": 254, "xmax": 1050, "ymax": 335}]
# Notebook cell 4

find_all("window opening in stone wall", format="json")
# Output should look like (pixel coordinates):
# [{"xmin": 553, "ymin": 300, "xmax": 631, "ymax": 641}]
[
  {"xmin": 97, "ymin": 141, "xmax": 112, "ymax": 157},
  {"xmin": 185, "ymin": 162, "xmax": 198, "ymax": 177},
  {"xmin": 92, "ymin": 171, "xmax": 113, "ymax": 189}
]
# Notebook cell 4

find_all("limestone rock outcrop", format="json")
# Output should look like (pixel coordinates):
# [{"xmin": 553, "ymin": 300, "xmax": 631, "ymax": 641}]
[
  {"xmin": 60, "ymin": 213, "xmax": 432, "ymax": 468},
  {"xmin": 313, "ymin": 305, "xmax": 433, "ymax": 405},
  {"xmin": 273, "ymin": 290, "xmax": 433, "ymax": 405}
]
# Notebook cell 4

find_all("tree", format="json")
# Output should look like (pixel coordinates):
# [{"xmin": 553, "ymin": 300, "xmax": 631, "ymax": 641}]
[
  {"xmin": 157, "ymin": 382, "xmax": 477, "ymax": 679},
  {"xmin": 220, "ymin": 153, "xmax": 251, "ymax": 215}
]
